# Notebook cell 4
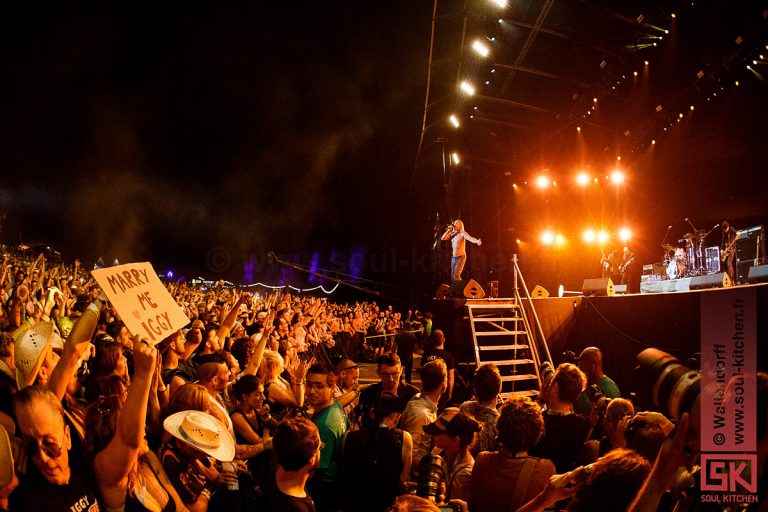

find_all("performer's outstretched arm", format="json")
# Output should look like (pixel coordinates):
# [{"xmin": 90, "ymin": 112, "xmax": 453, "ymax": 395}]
[{"xmin": 462, "ymin": 231, "xmax": 482, "ymax": 246}]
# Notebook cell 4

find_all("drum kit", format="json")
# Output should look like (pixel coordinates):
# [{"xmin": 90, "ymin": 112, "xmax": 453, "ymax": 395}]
[{"xmin": 662, "ymin": 223, "xmax": 721, "ymax": 279}]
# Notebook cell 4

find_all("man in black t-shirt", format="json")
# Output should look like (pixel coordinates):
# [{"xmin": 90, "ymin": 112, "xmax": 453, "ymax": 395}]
[
  {"xmin": 356, "ymin": 353, "xmax": 418, "ymax": 429},
  {"xmin": 529, "ymin": 363, "xmax": 590, "ymax": 473},
  {"xmin": 268, "ymin": 417, "xmax": 321, "ymax": 512},
  {"xmin": 394, "ymin": 326, "xmax": 417, "ymax": 384},
  {"xmin": 11, "ymin": 386, "xmax": 101, "ymax": 512},
  {"xmin": 421, "ymin": 329, "xmax": 456, "ymax": 406}
]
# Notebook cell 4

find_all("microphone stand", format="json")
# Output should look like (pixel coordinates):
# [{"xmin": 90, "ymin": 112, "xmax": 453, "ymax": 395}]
[
  {"xmin": 703, "ymin": 223, "xmax": 720, "ymax": 240},
  {"xmin": 432, "ymin": 213, "xmax": 442, "ymax": 251},
  {"xmin": 661, "ymin": 225, "xmax": 672, "ymax": 246},
  {"xmin": 684, "ymin": 219, "xmax": 705, "ymax": 274},
  {"xmin": 660, "ymin": 225, "xmax": 672, "ymax": 260}
]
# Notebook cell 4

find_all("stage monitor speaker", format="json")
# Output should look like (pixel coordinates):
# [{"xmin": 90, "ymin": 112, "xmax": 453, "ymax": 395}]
[
  {"xmin": 747, "ymin": 264, "xmax": 768, "ymax": 283},
  {"xmin": 448, "ymin": 279, "xmax": 486, "ymax": 299},
  {"xmin": 582, "ymin": 278, "xmax": 615, "ymax": 296},
  {"xmin": 435, "ymin": 283, "xmax": 450, "ymax": 300},
  {"xmin": 689, "ymin": 272, "xmax": 732, "ymax": 290},
  {"xmin": 531, "ymin": 285, "xmax": 549, "ymax": 298}
]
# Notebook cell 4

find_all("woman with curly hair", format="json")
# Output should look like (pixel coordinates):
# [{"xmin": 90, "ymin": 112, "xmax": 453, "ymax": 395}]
[{"xmin": 468, "ymin": 396, "xmax": 555, "ymax": 512}]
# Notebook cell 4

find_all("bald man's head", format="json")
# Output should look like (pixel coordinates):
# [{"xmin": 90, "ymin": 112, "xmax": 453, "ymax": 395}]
[{"xmin": 578, "ymin": 347, "xmax": 603, "ymax": 380}]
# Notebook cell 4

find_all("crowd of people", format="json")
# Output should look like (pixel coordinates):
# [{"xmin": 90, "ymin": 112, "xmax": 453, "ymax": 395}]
[{"xmin": 0, "ymin": 247, "xmax": 766, "ymax": 511}]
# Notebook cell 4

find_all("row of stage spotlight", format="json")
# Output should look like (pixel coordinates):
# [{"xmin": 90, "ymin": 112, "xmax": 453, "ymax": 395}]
[{"xmin": 534, "ymin": 228, "xmax": 632, "ymax": 247}]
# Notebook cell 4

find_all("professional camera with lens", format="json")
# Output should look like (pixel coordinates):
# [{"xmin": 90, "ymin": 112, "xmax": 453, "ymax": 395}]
[
  {"xmin": 670, "ymin": 466, "xmax": 723, "ymax": 512},
  {"xmin": 636, "ymin": 348, "xmax": 700, "ymax": 441},
  {"xmin": 416, "ymin": 454, "xmax": 447, "ymax": 502},
  {"xmin": 586, "ymin": 383, "xmax": 604, "ymax": 403},
  {"xmin": 539, "ymin": 361, "xmax": 555, "ymax": 382},
  {"xmin": 623, "ymin": 414, "xmax": 649, "ymax": 446}
]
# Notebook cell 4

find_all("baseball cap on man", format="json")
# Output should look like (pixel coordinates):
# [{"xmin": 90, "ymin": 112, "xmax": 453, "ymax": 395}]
[
  {"xmin": 423, "ymin": 407, "xmax": 481, "ymax": 437},
  {"xmin": 335, "ymin": 359, "xmax": 360, "ymax": 373}
]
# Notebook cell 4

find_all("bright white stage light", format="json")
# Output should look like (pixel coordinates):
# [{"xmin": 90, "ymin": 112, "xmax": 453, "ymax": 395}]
[
  {"xmin": 459, "ymin": 81, "xmax": 476, "ymax": 96},
  {"xmin": 472, "ymin": 40, "xmax": 489, "ymax": 58}
]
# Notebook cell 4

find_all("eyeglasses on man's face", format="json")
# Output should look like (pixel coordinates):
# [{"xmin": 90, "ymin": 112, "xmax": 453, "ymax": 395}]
[{"xmin": 23, "ymin": 431, "xmax": 66, "ymax": 459}]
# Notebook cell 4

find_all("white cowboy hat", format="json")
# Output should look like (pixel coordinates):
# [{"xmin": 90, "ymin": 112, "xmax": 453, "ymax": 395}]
[
  {"xmin": 163, "ymin": 411, "xmax": 235, "ymax": 462},
  {"xmin": 13, "ymin": 321, "xmax": 54, "ymax": 389}
]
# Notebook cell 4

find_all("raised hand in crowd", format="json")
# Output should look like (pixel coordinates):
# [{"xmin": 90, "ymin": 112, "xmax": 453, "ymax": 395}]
[
  {"xmin": 516, "ymin": 466, "xmax": 589, "ymax": 512},
  {"xmin": 48, "ymin": 288, "xmax": 105, "ymax": 400},
  {"xmin": 287, "ymin": 355, "xmax": 314, "ymax": 385},
  {"xmin": 89, "ymin": 335, "xmax": 188, "ymax": 512}
]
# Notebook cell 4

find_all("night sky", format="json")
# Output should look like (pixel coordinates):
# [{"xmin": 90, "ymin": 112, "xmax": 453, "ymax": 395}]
[{"xmin": 1, "ymin": 2, "xmax": 767, "ymax": 298}]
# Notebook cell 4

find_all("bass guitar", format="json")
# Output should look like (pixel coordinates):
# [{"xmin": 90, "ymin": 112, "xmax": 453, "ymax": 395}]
[
  {"xmin": 619, "ymin": 257, "xmax": 635, "ymax": 274},
  {"xmin": 721, "ymin": 238, "xmax": 736, "ymax": 262}
]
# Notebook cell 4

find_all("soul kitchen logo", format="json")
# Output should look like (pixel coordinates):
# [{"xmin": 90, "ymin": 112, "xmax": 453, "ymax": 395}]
[{"xmin": 700, "ymin": 454, "xmax": 758, "ymax": 504}]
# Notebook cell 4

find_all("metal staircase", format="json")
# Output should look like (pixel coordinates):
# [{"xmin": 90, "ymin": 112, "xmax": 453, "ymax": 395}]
[{"xmin": 466, "ymin": 255, "xmax": 552, "ymax": 399}]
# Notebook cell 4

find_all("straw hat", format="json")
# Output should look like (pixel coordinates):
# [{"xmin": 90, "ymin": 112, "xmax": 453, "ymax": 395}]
[
  {"xmin": 163, "ymin": 411, "xmax": 235, "ymax": 462},
  {"xmin": 14, "ymin": 322, "xmax": 54, "ymax": 389}
]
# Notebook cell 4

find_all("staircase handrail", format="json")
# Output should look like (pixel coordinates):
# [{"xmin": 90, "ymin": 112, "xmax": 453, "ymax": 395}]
[{"xmin": 512, "ymin": 254, "xmax": 553, "ymax": 365}]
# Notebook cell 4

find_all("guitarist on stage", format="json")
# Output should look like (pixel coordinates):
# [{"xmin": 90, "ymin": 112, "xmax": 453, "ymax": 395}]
[
  {"xmin": 618, "ymin": 246, "xmax": 638, "ymax": 293},
  {"xmin": 600, "ymin": 249, "xmax": 617, "ymax": 279},
  {"xmin": 721, "ymin": 220, "xmax": 736, "ymax": 283}
]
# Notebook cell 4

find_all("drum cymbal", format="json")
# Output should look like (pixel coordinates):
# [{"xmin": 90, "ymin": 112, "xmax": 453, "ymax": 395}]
[{"xmin": 661, "ymin": 243, "xmax": 674, "ymax": 252}]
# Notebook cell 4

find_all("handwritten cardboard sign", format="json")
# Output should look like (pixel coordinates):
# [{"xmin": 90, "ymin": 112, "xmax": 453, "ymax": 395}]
[{"xmin": 92, "ymin": 262, "xmax": 189, "ymax": 345}]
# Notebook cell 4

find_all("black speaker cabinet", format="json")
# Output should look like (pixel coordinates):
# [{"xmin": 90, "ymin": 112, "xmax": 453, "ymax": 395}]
[
  {"xmin": 448, "ymin": 279, "xmax": 486, "ymax": 299},
  {"xmin": 435, "ymin": 283, "xmax": 450, "ymax": 300},
  {"xmin": 582, "ymin": 278, "xmax": 615, "ymax": 296},
  {"xmin": 747, "ymin": 264, "xmax": 768, "ymax": 283},
  {"xmin": 689, "ymin": 272, "xmax": 732, "ymax": 290}
]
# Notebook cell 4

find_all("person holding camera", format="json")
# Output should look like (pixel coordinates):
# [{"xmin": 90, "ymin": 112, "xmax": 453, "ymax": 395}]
[
  {"xmin": 400, "ymin": 360, "xmax": 448, "ymax": 479},
  {"xmin": 422, "ymin": 408, "xmax": 481, "ymax": 502},
  {"xmin": 622, "ymin": 410, "xmax": 675, "ymax": 464},
  {"xmin": 356, "ymin": 353, "xmax": 419, "ymax": 429},
  {"xmin": 582, "ymin": 397, "xmax": 634, "ymax": 459},
  {"xmin": 340, "ymin": 393, "xmax": 412, "ymax": 512},
  {"xmin": 517, "ymin": 448, "xmax": 650, "ymax": 512},
  {"xmin": 458, "ymin": 363, "xmax": 501, "ymax": 457},
  {"xmin": 574, "ymin": 347, "xmax": 620, "ymax": 416}
]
